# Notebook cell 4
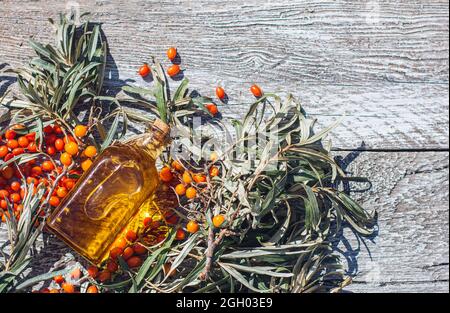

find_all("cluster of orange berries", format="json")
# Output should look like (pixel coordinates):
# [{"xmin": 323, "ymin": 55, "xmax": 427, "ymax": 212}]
[
  {"xmin": 0, "ymin": 124, "xmax": 97, "ymax": 223},
  {"xmin": 137, "ymin": 48, "xmax": 264, "ymax": 118},
  {"xmin": 34, "ymin": 267, "xmax": 98, "ymax": 293},
  {"xmin": 157, "ymin": 153, "xmax": 227, "ymax": 240},
  {"xmin": 138, "ymin": 46, "xmax": 181, "ymax": 79},
  {"xmin": 86, "ymin": 219, "xmax": 169, "ymax": 284}
]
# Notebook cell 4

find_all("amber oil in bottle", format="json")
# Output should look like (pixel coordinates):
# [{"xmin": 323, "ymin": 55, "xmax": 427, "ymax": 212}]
[{"xmin": 46, "ymin": 119, "xmax": 170, "ymax": 265}]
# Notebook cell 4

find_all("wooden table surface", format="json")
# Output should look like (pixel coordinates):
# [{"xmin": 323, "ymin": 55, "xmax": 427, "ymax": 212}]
[{"xmin": 0, "ymin": 0, "xmax": 448, "ymax": 292}]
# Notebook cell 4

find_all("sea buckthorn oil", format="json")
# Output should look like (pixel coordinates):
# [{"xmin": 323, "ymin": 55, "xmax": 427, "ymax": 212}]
[{"xmin": 47, "ymin": 120, "xmax": 170, "ymax": 265}]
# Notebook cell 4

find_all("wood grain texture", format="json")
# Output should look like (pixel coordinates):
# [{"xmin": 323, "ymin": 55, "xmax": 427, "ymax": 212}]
[
  {"xmin": 0, "ymin": 0, "xmax": 448, "ymax": 149},
  {"xmin": 0, "ymin": 151, "xmax": 448, "ymax": 292},
  {"xmin": 336, "ymin": 151, "xmax": 449, "ymax": 292},
  {"xmin": 0, "ymin": 0, "xmax": 448, "ymax": 293}
]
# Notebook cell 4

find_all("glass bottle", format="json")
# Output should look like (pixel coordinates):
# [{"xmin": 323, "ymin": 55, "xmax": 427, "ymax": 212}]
[{"xmin": 47, "ymin": 119, "xmax": 170, "ymax": 265}]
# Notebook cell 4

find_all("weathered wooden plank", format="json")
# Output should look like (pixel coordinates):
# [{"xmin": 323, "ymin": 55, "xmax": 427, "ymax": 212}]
[
  {"xmin": 0, "ymin": 151, "xmax": 448, "ymax": 292},
  {"xmin": 0, "ymin": 0, "xmax": 448, "ymax": 150},
  {"xmin": 338, "ymin": 151, "xmax": 449, "ymax": 292},
  {"xmin": 0, "ymin": 0, "xmax": 448, "ymax": 84},
  {"xmin": 1, "ymin": 75, "xmax": 448, "ymax": 151}
]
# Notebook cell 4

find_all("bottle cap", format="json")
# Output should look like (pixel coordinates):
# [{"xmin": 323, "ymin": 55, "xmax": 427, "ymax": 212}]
[
  {"xmin": 152, "ymin": 118, "xmax": 171, "ymax": 144},
  {"xmin": 153, "ymin": 118, "xmax": 170, "ymax": 136}
]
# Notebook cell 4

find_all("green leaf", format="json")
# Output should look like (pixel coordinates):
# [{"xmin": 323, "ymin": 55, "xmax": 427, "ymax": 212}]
[
  {"xmin": 100, "ymin": 112, "xmax": 121, "ymax": 151},
  {"xmin": 15, "ymin": 267, "xmax": 73, "ymax": 291},
  {"xmin": 173, "ymin": 78, "xmax": 189, "ymax": 101}
]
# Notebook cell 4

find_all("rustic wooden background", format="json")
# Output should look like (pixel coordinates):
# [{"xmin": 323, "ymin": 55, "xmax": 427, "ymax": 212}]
[{"xmin": 0, "ymin": 0, "xmax": 448, "ymax": 292}]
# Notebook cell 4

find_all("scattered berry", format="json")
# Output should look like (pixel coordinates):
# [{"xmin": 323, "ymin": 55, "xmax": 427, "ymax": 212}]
[
  {"xmin": 138, "ymin": 63, "xmax": 151, "ymax": 77},
  {"xmin": 186, "ymin": 220, "xmax": 199, "ymax": 234},
  {"xmin": 167, "ymin": 47, "xmax": 177, "ymax": 61},
  {"xmin": 212, "ymin": 214, "xmax": 225, "ymax": 228},
  {"xmin": 250, "ymin": 84, "xmax": 263, "ymax": 97},
  {"xmin": 216, "ymin": 86, "xmax": 226, "ymax": 100},
  {"xmin": 167, "ymin": 64, "xmax": 180, "ymax": 77}
]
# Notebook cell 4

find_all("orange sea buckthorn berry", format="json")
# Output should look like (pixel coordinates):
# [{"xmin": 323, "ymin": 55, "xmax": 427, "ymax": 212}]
[
  {"xmin": 87, "ymin": 265, "xmax": 99, "ymax": 278},
  {"xmin": 132, "ymin": 243, "xmax": 147, "ymax": 255},
  {"xmin": 185, "ymin": 187, "xmax": 197, "ymax": 199},
  {"xmin": 0, "ymin": 146, "xmax": 8, "ymax": 158},
  {"xmin": 53, "ymin": 125, "xmax": 63, "ymax": 134},
  {"xmin": 126, "ymin": 229, "xmax": 137, "ymax": 242},
  {"xmin": 5, "ymin": 129, "xmax": 16, "ymax": 140},
  {"xmin": 215, "ymin": 86, "xmax": 226, "ymax": 100},
  {"xmin": 167, "ymin": 47, "xmax": 177, "ymax": 61},
  {"xmin": 60, "ymin": 152, "xmax": 72, "ymax": 166},
  {"xmin": 205, "ymin": 103, "xmax": 219, "ymax": 116},
  {"xmin": 143, "ymin": 216, "xmax": 153, "ymax": 228},
  {"xmin": 26, "ymin": 176, "xmax": 38, "ymax": 186},
  {"xmin": 175, "ymin": 229, "xmax": 186, "ymax": 240},
  {"xmin": 53, "ymin": 275, "xmax": 64, "ymax": 284},
  {"xmin": 0, "ymin": 189, "xmax": 9, "ymax": 199},
  {"xmin": 74, "ymin": 125, "xmax": 88, "ymax": 138},
  {"xmin": 54, "ymin": 139, "xmax": 64, "ymax": 151},
  {"xmin": 10, "ymin": 193, "xmax": 20, "ymax": 203},
  {"xmin": 138, "ymin": 63, "xmax": 151, "ymax": 77},
  {"xmin": 56, "ymin": 187, "xmax": 68, "ymax": 198},
  {"xmin": 15, "ymin": 204, "xmax": 23, "ymax": 213},
  {"xmin": 106, "ymin": 260, "xmax": 118, "ymax": 273},
  {"xmin": 7, "ymin": 139, "xmax": 18, "ymax": 149},
  {"xmin": 81, "ymin": 159, "xmax": 93, "ymax": 172},
  {"xmin": 61, "ymin": 282, "xmax": 75, "ymax": 293},
  {"xmin": 10, "ymin": 181, "xmax": 21, "ymax": 192},
  {"xmin": 186, "ymin": 220, "xmax": 199, "ymax": 234},
  {"xmin": 159, "ymin": 167, "xmax": 173, "ymax": 183},
  {"xmin": 27, "ymin": 142, "xmax": 37, "ymax": 152},
  {"xmin": 167, "ymin": 64, "xmax": 180, "ymax": 77},
  {"xmin": 64, "ymin": 178, "xmax": 75, "ymax": 190},
  {"xmin": 212, "ymin": 214, "xmax": 225, "ymax": 228},
  {"xmin": 17, "ymin": 136, "xmax": 29, "ymax": 148},
  {"xmin": 31, "ymin": 165, "xmax": 42, "ymax": 176},
  {"xmin": 43, "ymin": 125, "xmax": 53, "ymax": 134},
  {"xmin": 171, "ymin": 160, "xmax": 183, "ymax": 171},
  {"xmin": 1, "ymin": 167, "xmax": 14, "ymax": 180},
  {"xmin": 84, "ymin": 146, "xmax": 97, "ymax": 158},
  {"xmin": 182, "ymin": 171, "xmax": 192, "ymax": 184},
  {"xmin": 126, "ymin": 256, "xmax": 143, "ymax": 268},
  {"xmin": 64, "ymin": 135, "xmax": 76, "ymax": 144},
  {"xmin": 49, "ymin": 196, "xmax": 60, "ymax": 207},
  {"xmin": 209, "ymin": 166, "xmax": 220, "ymax": 177},
  {"xmin": 175, "ymin": 184, "xmax": 186, "ymax": 196},
  {"xmin": 165, "ymin": 211, "xmax": 179, "ymax": 225},
  {"xmin": 113, "ymin": 237, "xmax": 127, "ymax": 249},
  {"xmin": 122, "ymin": 246, "xmax": 134, "ymax": 260},
  {"xmin": 25, "ymin": 132, "xmax": 36, "ymax": 140},
  {"xmin": 109, "ymin": 247, "xmax": 124, "ymax": 260},
  {"xmin": 47, "ymin": 146, "xmax": 56, "ymax": 156},
  {"xmin": 64, "ymin": 142, "xmax": 79, "ymax": 156},
  {"xmin": 42, "ymin": 161, "xmax": 55, "ymax": 172},
  {"xmin": 12, "ymin": 147, "xmax": 24, "ymax": 156},
  {"xmin": 97, "ymin": 270, "xmax": 111, "ymax": 283},
  {"xmin": 3, "ymin": 153, "xmax": 14, "ymax": 162},
  {"xmin": 46, "ymin": 134, "xmax": 57, "ymax": 145},
  {"xmin": 193, "ymin": 174, "xmax": 206, "ymax": 184},
  {"xmin": 86, "ymin": 285, "xmax": 98, "ymax": 293},
  {"xmin": 250, "ymin": 84, "xmax": 263, "ymax": 98}
]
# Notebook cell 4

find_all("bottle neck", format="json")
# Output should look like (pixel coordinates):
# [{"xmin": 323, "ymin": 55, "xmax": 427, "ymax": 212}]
[{"xmin": 132, "ymin": 120, "xmax": 170, "ymax": 159}]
